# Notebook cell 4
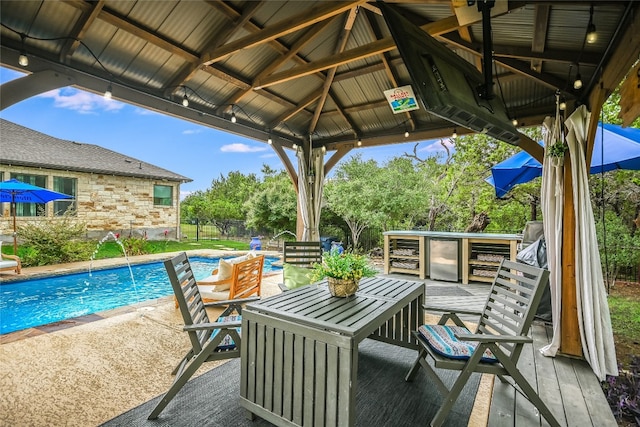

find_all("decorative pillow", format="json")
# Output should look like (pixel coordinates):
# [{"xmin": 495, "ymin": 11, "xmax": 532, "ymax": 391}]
[
  {"xmin": 283, "ymin": 263, "xmax": 313, "ymax": 290},
  {"xmin": 418, "ymin": 324, "xmax": 497, "ymax": 363},
  {"xmin": 217, "ymin": 253, "xmax": 254, "ymax": 280},
  {"xmin": 211, "ymin": 315, "xmax": 241, "ymax": 350}
]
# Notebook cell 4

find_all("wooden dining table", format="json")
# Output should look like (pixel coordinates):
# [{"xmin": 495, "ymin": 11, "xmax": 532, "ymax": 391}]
[{"xmin": 239, "ymin": 275, "xmax": 425, "ymax": 427}]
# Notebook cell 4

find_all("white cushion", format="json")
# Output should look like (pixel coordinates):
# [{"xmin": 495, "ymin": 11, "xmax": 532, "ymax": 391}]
[
  {"xmin": 198, "ymin": 286, "xmax": 230, "ymax": 301},
  {"xmin": 0, "ymin": 260, "xmax": 18, "ymax": 269}
]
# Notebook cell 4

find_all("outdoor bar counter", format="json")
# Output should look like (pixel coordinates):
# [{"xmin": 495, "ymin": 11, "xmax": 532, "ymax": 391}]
[{"xmin": 383, "ymin": 230, "xmax": 522, "ymax": 284}]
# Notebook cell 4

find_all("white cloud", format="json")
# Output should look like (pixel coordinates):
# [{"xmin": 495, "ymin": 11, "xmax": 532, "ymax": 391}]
[
  {"xmin": 221, "ymin": 143, "xmax": 268, "ymax": 153},
  {"xmin": 40, "ymin": 87, "xmax": 124, "ymax": 114},
  {"xmin": 420, "ymin": 139, "xmax": 454, "ymax": 155},
  {"xmin": 133, "ymin": 107, "xmax": 157, "ymax": 116},
  {"xmin": 259, "ymin": 153, "xmax": 277, "ymax": 158},
  {"xmin": 182, "ymin": 128, "xmax": 203, "ymax": 135}
]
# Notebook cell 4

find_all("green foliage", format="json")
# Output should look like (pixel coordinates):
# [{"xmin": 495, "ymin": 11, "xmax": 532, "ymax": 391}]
[
  {"xmin": 311, "ymin": 251, "xmax": 377, "ymax": 282},
  {"xmin": 595, "ymin": 211, "xmax": 640, "ymax": 285},
  {"xmin": 546, "ymin": 141, "xmax": 568, "ymax": 158},
  {"xmin": 120, "ymin": 234, "xmax": 150, "ymax": 256},
  {"xmin": 245, "ymin": 168, "xmax": 297, "ymax": 234},
  {"xmin": 18, "ymin": 213, "xmax": 93, "ymax": 266}
]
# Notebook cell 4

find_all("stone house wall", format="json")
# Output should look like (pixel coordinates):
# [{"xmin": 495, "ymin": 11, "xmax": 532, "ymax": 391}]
[{"xmin": 1, "ymin": 165, "xmax": 182, "ymax": 242}]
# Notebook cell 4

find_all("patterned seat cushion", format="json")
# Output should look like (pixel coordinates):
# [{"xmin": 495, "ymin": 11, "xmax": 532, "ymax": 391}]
[
  {"xmin": 418, "ymin": 324, "xmax": 497, "ymax": 363},
  {"xmin": 211, "ymin": 315, "xmax": 241, "ymax": 350}
]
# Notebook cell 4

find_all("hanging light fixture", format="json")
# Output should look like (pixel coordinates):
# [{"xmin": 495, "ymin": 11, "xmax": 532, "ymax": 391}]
[
  {"xmin": 182, "ymin": 87, "xmax": 189, "ymax": 107},
  {"xmin": 586, "ymin": 5, "xmax": 597, "ymax": 44},
  {"xmin": 104, "ymin": 83, "xmax": 113, "ymax": 100},
  {"xmin": 452, "ymin": 129, "xmax": 457, "ymax": 139}
]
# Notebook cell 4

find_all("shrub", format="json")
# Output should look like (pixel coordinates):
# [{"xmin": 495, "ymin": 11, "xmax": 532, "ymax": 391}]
[
  {"xmin": 18, "ymin": 213, "xmax": 93, "ymax": 266},
  {"xmin": 120, "ymin": 232, "xmax": 150, "ymax": 256}
]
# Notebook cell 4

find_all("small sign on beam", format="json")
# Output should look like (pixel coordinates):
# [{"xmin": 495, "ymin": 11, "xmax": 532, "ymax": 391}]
[{"xmin": 384, "ymin": 85, "xmax": 419, "ymax": 114}]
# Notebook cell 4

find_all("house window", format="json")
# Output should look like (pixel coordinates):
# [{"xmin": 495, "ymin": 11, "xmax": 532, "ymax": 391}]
[
  {"xmin": 10, "ymin": 173, "xmax": 48, "ymax": 216},
  {"xmin": 154, "ymin": 184, "xmax": 173, "ymax": 206},
  {"xmin": 53, "ymin": 177, "xmax": 77, "ymax": 215}
]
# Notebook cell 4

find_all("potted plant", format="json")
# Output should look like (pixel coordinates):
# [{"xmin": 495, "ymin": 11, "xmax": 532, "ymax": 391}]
[
  {"xmin": 311, "ymin": 251, "xmax": 377, "ymax": 297},
  {"xmin": 547, "ymin": 140, "xmax": 568, "ymax": 167}
]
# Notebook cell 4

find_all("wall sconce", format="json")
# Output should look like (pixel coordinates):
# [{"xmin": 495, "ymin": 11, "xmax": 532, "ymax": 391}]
[{"xmin": 586, "ymin": 5, "xmax": 597, "ymax": 44}]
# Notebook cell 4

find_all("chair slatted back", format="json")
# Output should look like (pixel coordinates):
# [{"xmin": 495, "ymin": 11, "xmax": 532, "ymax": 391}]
[
  {"xmin": 164, "ymin": 252, "xmax": 211, "ymax": 353},
  {"xmin": 283, "ymin": 241, "xmax": 323, "ymax": 268},
  {"xmin": 228, "ymin": 255, "xmax": 265, "ymax": 299},
  {"xmin": 475, "ymin": 259, "xmax": 549, "ymax": 361}
]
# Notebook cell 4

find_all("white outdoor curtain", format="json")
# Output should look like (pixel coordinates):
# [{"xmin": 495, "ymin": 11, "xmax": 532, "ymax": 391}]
[
  {"xmin": 540, "ymin": 105, "xmax": 618, "ymax": 381},
  {"xmin": 297, "ymin": 147, "xmax": 325, "ymax": 241},
  {"xmin": 565, "ymin": 106, "xmax": 618, "ymax": 380},
  {"xmin": 540, "ymin": 114, "xmax": 564, "ymax": 357}
]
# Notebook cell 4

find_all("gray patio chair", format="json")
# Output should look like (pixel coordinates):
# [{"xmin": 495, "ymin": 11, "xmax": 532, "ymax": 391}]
[
  {"xmin": 405, "ymin": 259, "xmax": 560, "ymax": 427},
  {"xmin": 148, "ymin": 252, "xmax": 258, "ymax": 420},
  {"xmin": 278, "ymin": 241, "xmax": 323, "ymax": 291}
]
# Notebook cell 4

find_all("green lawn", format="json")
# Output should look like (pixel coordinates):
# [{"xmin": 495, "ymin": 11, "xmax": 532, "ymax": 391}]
[{"xmin": 91, "ymin": 239, "xmax": 250, "ymax": 259}]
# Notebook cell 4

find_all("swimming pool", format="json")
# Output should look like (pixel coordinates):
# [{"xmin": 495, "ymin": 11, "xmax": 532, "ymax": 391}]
[{"xmin": 0, "ymin": 256, "xmax": 281, "ymax": 335}]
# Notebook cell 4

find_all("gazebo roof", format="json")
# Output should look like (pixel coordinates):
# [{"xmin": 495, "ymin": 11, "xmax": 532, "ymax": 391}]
[{"xmin": 1, "ymin": 1, "xmax": 638, "ymax": 156}]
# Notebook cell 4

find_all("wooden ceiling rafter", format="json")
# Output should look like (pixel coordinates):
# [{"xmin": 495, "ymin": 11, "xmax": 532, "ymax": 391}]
[
  {"xmin": 530, "ymin": 4, "xmax": 550, "ymax": 73},
  {"xmin": 59, "ymin": 0, "xmax": 105, "ymax": 63}
]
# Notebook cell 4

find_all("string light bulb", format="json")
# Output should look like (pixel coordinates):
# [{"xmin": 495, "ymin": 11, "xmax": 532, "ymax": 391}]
[
  {"xmin": 574, "ymin": 73, "xmax": 583, "ymax": 90},
  {"xmin": 586, "ymin": 5, "xmax": 597, "ymax": 44},
  {"xmin": 18, "ymin": 34, "xmax": 28, "ymax": 67},
  {"xmin": 559, "ymin": 99, "xmax": 566, "ymax": 110},
  {"xmin": 321, "ymin": 145, "xmax": 326, "ymax": 153},
  {"xmin": 231, "ymin": 112, "xmax": 236, "ymax": 123},
  {"xmin": 357, "ymin": 138, "xmax": 362, "ymax": 146},
  {"xmin": 511, "ymin": 118, "xmax": 518, "ymax": 127},
  {"xmin": 104, "ymin": 83, "xmax": 113, "ymax": 100},
  {"xmin": 267, "ymin": 136, "xmax": 273, "ymax": 144},
  {"xmin": 292, "ymin": 143, "xmax": 297, "ymax": 150},
  {"xmin": 452, "ymin": 129, "xmax": 457, "ymax": 139},
  {"xmin": 18, "ymin": 51, "xmax": 28, "ymax": 67},
  {"xmin": 182, "ymin": 92, "xmax": 189, "ymax": 107},
  {"xmin": 404, "ymin": 130, "xmax": 409, "ymax": 138}
]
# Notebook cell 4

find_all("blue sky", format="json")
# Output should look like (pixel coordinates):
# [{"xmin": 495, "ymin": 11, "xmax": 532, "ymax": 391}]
[{"xmin": 0, "ymin": 66, "xmax": 448, "ymax": 198}]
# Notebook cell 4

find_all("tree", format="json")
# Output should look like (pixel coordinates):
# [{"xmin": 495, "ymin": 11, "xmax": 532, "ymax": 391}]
[
  {"xmin": 323, "ymin": 155, "xmax": 382, "ymax": 250},
  {"xmin": 245, "ymin": 167, "xmax": 297, "ymax": 235},
  {"xmin": 206, "ymin": 171, "xmax": 259, "ymax": 236}
]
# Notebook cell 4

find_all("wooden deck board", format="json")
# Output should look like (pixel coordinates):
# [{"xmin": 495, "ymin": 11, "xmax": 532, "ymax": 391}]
[{"xmin": 383, "ymin": 274, "xmax": 616, "ymax": 427}]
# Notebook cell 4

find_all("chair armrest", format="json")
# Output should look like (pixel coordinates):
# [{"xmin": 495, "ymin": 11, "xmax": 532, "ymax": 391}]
[
  {"xmin": 454, "ymin": 332, "xmax": 532, "ymax": 344},
  {"xmin": 423, "ymin": 304, "xmax": 483, "ymax": 316},
  {"xmin": 203, "ymin": 296, "xmax": 260, "ymax": 308},
  {"xmin": 183, "ymin": 321, "xmax": 242, "ymax": 332}
]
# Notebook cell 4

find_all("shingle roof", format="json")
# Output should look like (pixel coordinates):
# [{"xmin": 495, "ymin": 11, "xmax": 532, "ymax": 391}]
[{"xmin": 0, "ymin": 119, "xmax": 191, "ymax": 183}]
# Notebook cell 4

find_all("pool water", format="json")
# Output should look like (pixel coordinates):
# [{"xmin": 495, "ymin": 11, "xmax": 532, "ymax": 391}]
[{"xmin": 0, "ymin": 256, "xmax": 281, "ymax": 335}]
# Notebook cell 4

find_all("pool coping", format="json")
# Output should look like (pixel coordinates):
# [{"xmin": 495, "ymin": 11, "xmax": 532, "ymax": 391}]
[{"xmin": 0, "ymin": 249, "xmax": 283, "ymax": 344}]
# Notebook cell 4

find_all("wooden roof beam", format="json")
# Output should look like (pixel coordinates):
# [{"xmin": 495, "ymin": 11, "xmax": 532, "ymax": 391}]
[
  {"xmin": 203, "ymin": 1, "xmax": 367, "ymax": 65},
  {"xmin": 530, "ymin": 4, "xmax": 550, "ymax": 72}
]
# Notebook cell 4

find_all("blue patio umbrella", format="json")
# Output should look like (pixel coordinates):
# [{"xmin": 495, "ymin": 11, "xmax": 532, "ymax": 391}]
[
  {"xmin": 486, "ymin": 123, "xmax": 640, "ymax": 198},
  {"xmin": 0, "ymin": 179, "xmax": 73, "ymax": 253}
]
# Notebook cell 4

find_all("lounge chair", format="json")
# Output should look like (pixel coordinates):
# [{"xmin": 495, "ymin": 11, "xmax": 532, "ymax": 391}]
[
  {"xmin": 405, "ymin": 259, "xmax": 560, "ymax": 427},
  {"xmin": 197, "ymin": 254, "xmax": 264, "ymax": 302},
  {"xmin": 277, "ymin": 240, "xmax": 322, "ymax": 291},
  {"xmin": 149, "ymin": 252, "xmax": 259, "ymax": 420},
  {"xmin": 0, "ymin": 241, "xmax": 21, "ymax": 274}
]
